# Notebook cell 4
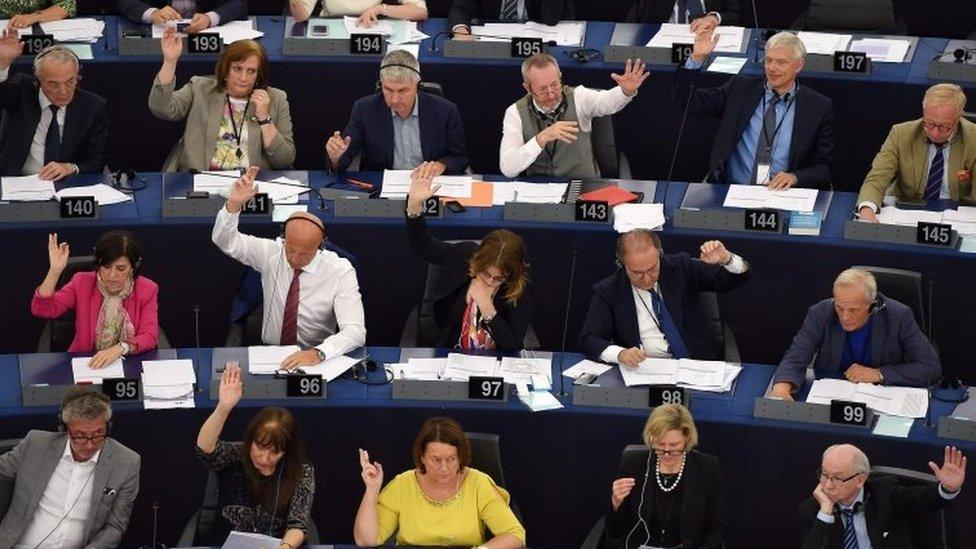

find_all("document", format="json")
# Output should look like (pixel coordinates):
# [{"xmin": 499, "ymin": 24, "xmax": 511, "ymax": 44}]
[
  {"xmin": 620, "ymin": 358, "xmax": 678, "ymax": 387},
  {"xmin": 38, "ymin": 18, "xmax": 105, "ymax": 42},
  {"xmin": 471, "ymin": 21, "xmax": 585, "ymax": 47},
  {"xmin": 193, "ymin": 173, "xmax": 309, "ymax": 204},
  {"xmin": 380, "ymin": 170, "xmax": 472, "ymax": 199},
  {"xmin": 300, "ymin": 354, "xmax": 358, "ymax": 382},
  {"xmin": 620, "ymin": 358, "xmax": 741, "ymax": 391},
  {"xmin": 442, "ymin": 353, "xmax": 499, "ymax": 381},
  {"xmin": 796, "ymin": 31, "xmax": 852, "ymax": 55},
  {"xmin": 72, "ymin": 357, "xmax": 125, "ymax": 384},
  {"xmin": 875, "ymin": 206, "xmax": 944, "ymax": 226},
  {"xmin": 392, "ymin": 358, "xmax": 448, "ymax": 380},
  {"xmin": 723, "ymin": 185, "xmax": 818, "ymax": 212},
  {"xmin": 491, "ymin": 182, "xmax": 568, "ymax": 205},
  {"xmin": 707, "ymin": 56, "xmax": 748, "ymax": 74},
  {"xmin": 344, "ymin": 15, "xmax": 394, "ymax": 35},
  {"xmin": 517, "ymin": 386, "xmax": 564, "ymax": 412},
  {"xmin": 561, "ymin": 359, "xmax": 613, "ymax": 379},
  {"xmin": 849, "ymin": 38, "xmax": 911, "ymax": 63},
  {"xmin": 942, "ymin": 206, "xmax": 976, "ymax": 223},
  {"xmin": 153, "ymin": 19, "xmax": 263, "ymax": 44},
  {"xmin": 647, "ymin": 24, "xmax": 746, "ymax": 53},
  {"xmin": 673, "ymin": 359, "xmax": 726, "ymax": 388},
  {"xmin": 221, "ymin": 531, "xmax": 280, "ymax": 549},
  {"xmin": 498, "ymin": 356, "xmax": 551, "ymax": 385},
  {"xmin": 141, "ymin": 360, "xmax": 196, "ymax": 410},
  {"xmin": 247, "ymin": 345, "xmax": 301, "ymax": 374},
  {"xmin": 805, "ymin": 378, "xmax": 928, "ymax": 419},
  {"xmin": 55, "ymin": 184, "xmax": 133, "ymax": 205},
  {"xmin": 390, "ymin": 22, "xmax": 429, "ymax": 45},
  {"xmin": 613, "ymin": 203, "xmax": 666, "ymax": 233},
  {"xmin": 1, "ymin": 176, "xmax": 55, "ymax": 201}
]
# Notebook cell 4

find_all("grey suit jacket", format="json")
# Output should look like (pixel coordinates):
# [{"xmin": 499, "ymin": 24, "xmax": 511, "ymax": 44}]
[
  {"xmin": 0, "ymin": 430, "xmax": 141, "ymax": 549},
  {"xmin": 148, "ymin": 75, "xmax": 295, "ymax": 172},
  {"xmin": 773, "ymin": 293, "xmax": 941, "ymax": 390}
]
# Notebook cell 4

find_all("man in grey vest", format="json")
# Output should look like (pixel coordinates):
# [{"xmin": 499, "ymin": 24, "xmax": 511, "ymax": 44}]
[{"xmin": 499, "ymin": 53, "xmax": 648, "ymax": 179}]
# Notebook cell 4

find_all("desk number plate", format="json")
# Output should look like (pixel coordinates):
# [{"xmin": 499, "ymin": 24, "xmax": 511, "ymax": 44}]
[
  {"xmin": 744, "ymin": 208, "xmax": 780, "ymax": 232},
  {"xmin": 21, "ymin": 34, "xmax": 55, "ymax": 55},
  {"xmin": 188, "ymin": 33, "xmax": 222, "ymax": 54},
  {"xmin": 61, "ymin": 196, "xmax": 96, "ymax": 219},
  {"xmin": 511, "ymin": 37, "xmax": 543, "ymax": 58},
  {"xmin": 830, "ymin": 399, "xmax": 869, "ymax": 426},
  {"xmin": 103, "ymin": 378, "xmax": 139, "ymax": 401},
  {"xmin": 650, "ymin": 385, "xmax": 685, "ymax": 407},
  {"xmin": 833, "ymin": 51, "xmax": 868, "ymax": 74},
  {"xmin": 917, "ymin": 222, "xmax": 952, "ymax": 246},
  {"xmin": 575, "ymin": 200, "xmax": 610, "ymax": 222},
  {"xmin": 287, "ymin": 374, "xmax": 323, "ymax": 397},
  {"xmin": 351, "ymin": 34, "xmax": 383, "ymax": 55},
  {"xmin": 241, "ymin": 193, "xmax": 270, "ymax": 215},
  {"xmin": 469, "ymin": 376, "xmax": 505, "ymax": 401}
]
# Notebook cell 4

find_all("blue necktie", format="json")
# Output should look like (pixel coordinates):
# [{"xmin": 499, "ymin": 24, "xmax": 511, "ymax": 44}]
[
  {"xmin": 841, "ymin": 508, "xmax": 859, "ymax": 549},
  {"xmin": 649, "ymin": 290, "xmax": 689, "ymax": 359},
  {"xmin": 924, "ymin": 143, "xmax": 945, "ymax": 202},
  {"xmin": 43, "ymin": 105, "xmax": 61, "ymax": 165}
]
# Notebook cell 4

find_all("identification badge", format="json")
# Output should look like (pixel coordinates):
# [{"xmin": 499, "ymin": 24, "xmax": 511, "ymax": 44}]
[{"xmin": 756, "ymin": 163, "xmax": 771, "ymax": 185}]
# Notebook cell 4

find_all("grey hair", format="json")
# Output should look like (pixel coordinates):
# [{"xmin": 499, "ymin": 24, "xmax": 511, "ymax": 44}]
[
  {"xmin": 61, "ymin": 388, "xmax": 112, "ymax": 424},
  {"xmin": 833, "ymin": 268, "xmax": 877, "ymax": 303},
  {"xmin": 33, "ymin": 45, "xmax": 81, "ymax": 77},
  {"xmin": 823, "ymin": 444, "xmax": 871, "ymax": 475},
  {"xmin": 767, "ymin": 31, "xmax": 807, "ymax": 60},
  {"xmin": 379, "ymin": 50, "xmax": 421, "ymax": 83},
  {"xmin": 521, "ymin": 52, "xmax": 559, "ymax": 83},
  {"xmin": 923, "ymin": 83, "xmax": 967, "ymax": 111}
]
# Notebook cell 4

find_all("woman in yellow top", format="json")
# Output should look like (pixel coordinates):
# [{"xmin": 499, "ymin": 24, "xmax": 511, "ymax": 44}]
[{"xmin": 353, "ymin": 416, "xmax": 526, "ymax": 548}]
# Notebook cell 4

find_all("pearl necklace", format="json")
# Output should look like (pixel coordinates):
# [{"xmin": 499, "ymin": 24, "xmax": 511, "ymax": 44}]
[
  {"xmin": 418, "ymin": 473, "xmax": 462, "ymax": 507},
  {"xmin": 655, "ymin": 453, "xmax": 686, "ymax": 492}
]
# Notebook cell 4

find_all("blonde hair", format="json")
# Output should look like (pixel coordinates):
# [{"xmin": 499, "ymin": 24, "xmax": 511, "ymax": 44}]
[
  {"xmin": 768, "ymin": 32, "xmax": 807, "ymax": 59},
  {"xmin": 833, "ymin": 268, "xmax": 877, "ymax": 302},
  {"xmin": 923, "ymin": 83, "xmax": 966, "ymax": 111},
  {"xmin": 642, "ymin": 403, "xmax": 698, "ymax": 450}
]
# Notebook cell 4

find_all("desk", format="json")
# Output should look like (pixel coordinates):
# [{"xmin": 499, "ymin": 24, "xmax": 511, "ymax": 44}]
[
  {"xmin": 0, "ymin": 346, "xmax": 973, "ymax": 547},
  {"xmin": 2, "ymin": 173, "xmax": 975, "ymax": 383},
  {"xmin": 5, "ymin": 17, "xmax": 973, "ymax": 189}
]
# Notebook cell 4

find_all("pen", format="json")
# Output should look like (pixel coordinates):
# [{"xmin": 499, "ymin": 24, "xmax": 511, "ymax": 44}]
[{"xmin": 346, "ymin": 178, "xmax": 375, "ymax": 190}]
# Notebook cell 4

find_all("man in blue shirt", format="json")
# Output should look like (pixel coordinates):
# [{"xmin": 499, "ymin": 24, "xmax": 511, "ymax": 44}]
[
  {"xmin": 673, "ymin": 30, "xmax": 834, "ymax": 189},
  {"xmin": 771, "ymin": 268, "xmax": 940, "ymax": 400}
]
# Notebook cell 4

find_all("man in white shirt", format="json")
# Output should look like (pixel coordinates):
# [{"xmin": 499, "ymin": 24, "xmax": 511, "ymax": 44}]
[
  {"xmin": 212, "ymin": 166, "xmax": 366, "ymax": 370},
  {"xmin": 0, "ymin": 387, "xmax": 140, "ymax": 548},
  {"xmin": 499, "ymin": 53, "xmax": 648, "ymax": 179}
]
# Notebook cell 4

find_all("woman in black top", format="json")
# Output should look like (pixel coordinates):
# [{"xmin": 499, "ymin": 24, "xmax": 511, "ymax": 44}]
[
  {"xmin": 603, "ymin": 404, "xmax": 724, "ymax": 549},
  {"xmin": 404, "ymin": 162, "xmax": 532, "ymax": 352},
  {"xmin": 196, "ymin": 364, "xmax": 314, "ymax": 549}
]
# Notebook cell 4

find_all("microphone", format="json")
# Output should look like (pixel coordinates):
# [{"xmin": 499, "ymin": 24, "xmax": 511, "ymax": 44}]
[
  {"xmin": 193, "ymin": 304, "xmax": 201, "ymax": 348},
  {"xmin": 136, "ymin": 501, "xmax": 164, "ymax": 549},
  {"xmin": 557, "ymin": 240, "xmax": 579, "ymax": 397},
  {"xmin": 664, "ymin": 80, "xmax": 696, "ymax": 192},
  {"xmin": 428, "ymin": 29, "xmax": 454, "ymax": 53}
]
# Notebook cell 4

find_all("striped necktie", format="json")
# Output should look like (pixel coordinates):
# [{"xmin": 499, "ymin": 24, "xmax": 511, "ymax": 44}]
[
  {"xmin": 924, "ymin": 143, "xmax": 946, "ymax": 202},
  {"xmin": 841, "ymin": 507, "xmax": 860, "ymax": 549},
  {"xmin": 499, "ymin": 0, "xmax": 520, "ymax": 21}
]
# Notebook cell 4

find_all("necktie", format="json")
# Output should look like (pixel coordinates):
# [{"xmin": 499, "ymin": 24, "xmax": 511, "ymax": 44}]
[
  {"xmin": 649, "ymin": 290, "xmax": 689, "ymax": 359},
  {"xmin": 841, "ymin": 508, "xmax": 860, "ymax": 549},
  {"xmin": 499, "ymin": 0, "xmax": 520, "ymax": 21},
  {"xmin": 43, "ymin": 105, "xmax": 61, "ymax": 165},
  {"xmin": 280, "ymin": 268, "xmax": 301, "ymax": 345},
  {"xmin": 924, "ymin": 143, "xmax": 945, "ymax": 202},
  {"xmin": 171, "ymin": 0, "xmax": 197, "ymax": 18}
]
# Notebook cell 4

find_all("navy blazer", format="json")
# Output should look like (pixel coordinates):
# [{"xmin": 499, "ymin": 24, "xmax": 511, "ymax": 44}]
[
  {"xmin": 673, "ymin": 67, "xmax": 834, "ymax": 189},
  {"xmin": 630, "ymin": 0, "xmax": 739, "ymax": 25},
  {"xmin": 603, "ymin": 450, "xmax": 725, "ymax": 549},
  {"xmin": 0, "ymin": 73, "xmax": 107, "ymax": 176},
  {"xmin": 337, "ymin": 91, "xmax": 469, "ymax": 174},
  {"xmin": 773, "ymin": 293, "xmax": 941, "ymax": 389},
  {"xmin": 116, "ymin": 0, "xmax": 246, "ymax": 24},
  {"xmin": 579, "ymin": 252, "xmax": 751, "ymax": 361},
  {"xmin": 798, "ymin": 475, "xmax": 952, "ymax": 549}
]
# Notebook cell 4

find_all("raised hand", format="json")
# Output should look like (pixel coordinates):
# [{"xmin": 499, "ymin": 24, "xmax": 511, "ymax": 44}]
[
  {"xmin": 929, "ymin": 446, "xmax": 967, "ymax": 493},
  {"xmin": 691, "ymin": 28, "xmax": 719, "ymax": 62},
  {"xmin": 226, "ymin": 166, "xmax": 260, "ymax": 212},
  {"xmin": 160, "ymin": 26, "xmax": 183, "ymax": 62},
  {"xmin": 47, "ymin": 232, "xmax": 70, "ymax": 274},
  {"xmin": 0, "ymin": 29, "xmax": 25, "ymax": 68},
  {"xmin": 699, "ymin": 240, "xmax": 730, "ymax": 265},
  {"xmin": 217, "ymin": 363, "xmax": 243, "ymax": 411},
  {"xmin": 406, "ymin": 161, "xmax": 441, "ymax": 216},
  {"xmin": 611, "ymin": 477, "xmax": 636, "ymax": 510},
  {"xmin": 689, "ymin": 14, "xmax": 720, "ymax": 33},
  {"xmin": 610, "ymin": 58, "xmax": 649, "ymax": 96},
  {"xmin": 359, "ymin": 448, "xmax": 384, "ymax": 492},
  {"xmin": 325, "ymin": 131, "xmax": 351, "ymax": 167}
]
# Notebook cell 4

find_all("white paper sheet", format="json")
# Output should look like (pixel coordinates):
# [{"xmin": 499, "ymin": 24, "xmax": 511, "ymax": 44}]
[
  {"xmin": 797, "ymin": 31, "xmax": 853, "ymax": 55},
  {"xmin": 442, "ymin": 353, "xmax": 499, "ymax": 381},
  {"xmin": 613, "ymin": 203, "xmax": 666, "ymax": 233},
  {"xmin": 380, "ymin": 170, "xmax": 473, "ymax": 199},
  {"xmin": 647, "ymin": 24, "xmax": 746, "ymax": 53},
  {"xmin": 393, "ymin": 358, "xmax": 448, "ymax": 380},
  {"xmin": 247, "ymin": 345, "xmax": 301, "ymax": 374},
  {"xmin": 221, "ymin": 531, "xmax": 280, "ymax": 549},
  {"xmin": 1, "ymin": 176, "xmax": 55, "ymax": 201},
  {"xmin": 620, "ymin": 358, "xmax": 678, "ymax": 387},
  {"xmin": 849, "ymin": 38, "xmax": 911, "ymax": 63},
  {"xmin": 561, "ymin": 359, "xmax": 613, "ymax": 379},
  {"xmin": 71, "ymin": 357, "xmax": 125, "ymax": 383},
  {"xmin": 674, "ymin": 359, "xmax": 726, "ymax": 387},
  {"xmin": 491, "ymin": 182, "xmax": 568, "ymax": 205},
  {"xmin": 471, "ymin": 21, "xmax": 585, "ymax": 47},
  {"xmin": 39, "ymin": 18, "xmax": 105, "ymax": 42},
  {"xmin": 153, "ymin": 19, "xmax": 263, "ymax": 44},
  {"xmin": 55, "ymin": 184, "xmax": 133, "ymax": 205},
  {"xmin": 806, "ymin": 378, "xmax": 928, "ymax": 418},
  {"xmin": 300, "ymin": 354, "xmax": 358, "ymax": 382},
  {"xmin": 876, "ymin": 206, "xmax": 944, "ymax": 226},
  {"xmin": 343, "ymin": 15, "xmax": 394, "ymax": 35},
  {"xmin": 707, "ymin": 56, "xmax": 748, "ymax": 74},
  {"xmin": 140, "ymin": 359, "xmax": 196, "ymax": 385},
  {"xmin": 723, "ymin": 185, "xmax": 818, "ymax": 212},
  {"xmin": 498, "ymin": 357, "xmax": 551, "ymax": 384},
  {"xmin": 517, "ymin": 388, "xmax": 564, "ymax": 412}
]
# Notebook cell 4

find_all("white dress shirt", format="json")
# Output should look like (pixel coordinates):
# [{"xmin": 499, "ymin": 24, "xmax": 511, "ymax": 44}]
[
  {"xmin": 13, "ymin": 444, "xmax": 99, "ymax": 549},
  {"xmin": 499, "ymin": 85, "xmax": 634, "ymax": 178},
  {"xmin": 0, "ymin": 68, "xmax": 68, "ymax": 176},
  {"xmin": 212, "ymin": 207, "xmax": 367, "ymax": 357},
  {"xmin": 600, "ymin": 254, "xmax": 748, "ymax": 364}
]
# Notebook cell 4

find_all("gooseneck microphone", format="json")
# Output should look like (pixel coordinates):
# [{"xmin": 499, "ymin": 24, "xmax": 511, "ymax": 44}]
[{"xmin": 557, "ymin": 241, "xmax": 579, "ymax": 397}]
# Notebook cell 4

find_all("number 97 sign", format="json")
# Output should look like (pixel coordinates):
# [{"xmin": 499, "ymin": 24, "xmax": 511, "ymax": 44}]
[{"xmin": 468, "ymin": 376, "xmax": 506, "ymax": 401}]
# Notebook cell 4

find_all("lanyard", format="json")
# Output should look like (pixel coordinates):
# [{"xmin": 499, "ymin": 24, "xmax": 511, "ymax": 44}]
[
  {"xmin": 226, "ymin": 95, "xmax": 251, "ymax": 159},
  {"xmin": 760, "ymin": 91, "xmax": 796, "ymax": 156}
]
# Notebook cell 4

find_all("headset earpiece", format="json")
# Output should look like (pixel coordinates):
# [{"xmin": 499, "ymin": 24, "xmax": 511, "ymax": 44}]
[{"xmin": 282, "ymin": 212, "xmax": 327, "ymax": 251}]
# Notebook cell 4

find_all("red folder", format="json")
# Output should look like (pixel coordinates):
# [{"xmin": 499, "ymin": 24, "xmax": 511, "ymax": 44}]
[{"xmin": 578, "ymin": 186, "xmax": 639, "ymax": 207}]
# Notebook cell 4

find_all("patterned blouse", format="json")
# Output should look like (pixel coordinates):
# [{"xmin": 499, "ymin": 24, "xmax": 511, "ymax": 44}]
[
  {"xmin": 0, "ymin": 0, "xmax": 75, "ymax": 17},
  {"xmin": 197, "ymin": 440, "xmax": 315, "ymax": 539},
  {"xmin": 210, "ymin": 96, "xmax": 251, "ymax": 171}
]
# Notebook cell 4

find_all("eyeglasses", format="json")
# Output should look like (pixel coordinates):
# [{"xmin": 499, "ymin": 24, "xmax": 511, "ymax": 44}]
[
  {"xmin": 923, "ymin": 120, "xmax": 956, "ymax": 133},
  {"xmin": 816, "ymin": 469, "xmax": 863, "ymax": 484},
  {"xmin": 532, "ymin": 81, "xmax": 562, "ymax": 96},
  {"xmin": 68, "ymin": 430, "xmax": 107, "ymax": 444},
  {"xmin": 479, "ymin": 271, "xmax": 507, "ymax": 284},
  {"xmin": 426, "ymin": 455, "xmax": 459, "ymax": 468},
  {"xmin": 651, "ymin": 445, "xmax": 685, "ymax": 457}
]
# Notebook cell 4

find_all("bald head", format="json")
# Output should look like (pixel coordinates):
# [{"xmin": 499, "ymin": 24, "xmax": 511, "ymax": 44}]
[
  {"xmin": 283, "ymin": 213, "xmax": 325, "ymax": 270},
  {"xmin": 823, "ymin": 444, "xmax": 870, "ymax": 473},
  {"xmin": 819, "ymin": 444, "xmax": 870, "ymax": 506}
]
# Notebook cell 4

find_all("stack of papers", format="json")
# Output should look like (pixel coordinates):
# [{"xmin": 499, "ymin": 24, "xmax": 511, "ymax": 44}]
[
  {"xmin": 390, "ymin": 358, "xmax": 447, "ymax": 380},
  {"xmin": 390, "ymin": 22, "xmax": 429, "ymax": 45},
  {"xmin": 620, "ymin": 358, "xmax": 742, "ymax": 392},
  {"xmin": 612, "ymin": 203, "xmax": 665, "ymax": 233},
  {"xmin": 379, "ymin": 170, "xmax": 473, "ymax": 200},
  {"xmin": 141, "ymin": 359, "xmax": 195, "ymax": 409},
  {"xmin": 1, "ymin": 176, "xmax": 55, "ymax": 201},
  {"xmin": 723, "ymin": 185, "xmax": 818, "ymax": 212},
  {"xmin": 343, "ymin": 15, "xmax": 394, "ymax": 35},
  {"xmin": 71, "ymin": 357, "xmax": 125, "ymax": 384},
  {"xmin": 796, "ymin": 31, "xmax": 853, "ymax": 55},
  {"xmin": 192, "ymin": 173, "xmax": 310, "ymax": 204},
  {"xmin": 942, "ymin": 207, "xmax": 976, "ymax": 236},
  {"xmin": 153, "ymin": 19, "xmax": 264, "ymax": 44},
  {"xmin": 222, "ymin": 531, "xmax": 279, "ymax": 549},
  {"xmin": 20, "ymin": 19, "xmax": 106, "ymax": 42},
  {"xmin": 876, "ymin": 206, "xmax": 949, "ymax": 227},
  {"xmin": 561, "ymin": 359, "xmax": 613, "ymax": 379},
  {"xmin": 849, "ymin": 38, "xmax": 911, "ymax": 63},
  {"xmin": 442, "ymin": 353, "xmax": 499, "ymax": 381},
  {"xmin": 471, "ymin": 21, "xmax": 585, "ymax": 47},
  {"xmin": 806, "ymin": 378, "xmax": 928, "ymax": 419},
  {"xmin": 247, "ymin": 345, "xmax": 300, "ymax": 374},
  {"xmin": 498, "ymin": 356, "xmax": 551, "ymax": 385},
  {"xmin": 647, "ymin": 24, "xmax": 746, "ymax": 53},
  {"xmin": 55, "ymin": 184, "xmax": 133, "ymax": 205},
  {"xmin": 491, "ymin": 182, "xmax": 567, "ymax": 205},
  {"xmin": 298, "ymin": 354, "xmax": 358, "ymax": 382}
]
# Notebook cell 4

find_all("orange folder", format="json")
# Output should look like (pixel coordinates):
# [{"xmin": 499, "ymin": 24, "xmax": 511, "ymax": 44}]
[
  {"xmin": 578, "ymin": 186, "xmax": 639, "ymax": 206},
  {"xmin": 442, "ymin": 181, "xmax": 494, "ymax": 208}
]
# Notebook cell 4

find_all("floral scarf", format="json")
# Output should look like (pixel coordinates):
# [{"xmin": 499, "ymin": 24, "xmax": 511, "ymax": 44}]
[{"xmin": 94, "ymin": 275, "xmax": 136, "ymax": 351}]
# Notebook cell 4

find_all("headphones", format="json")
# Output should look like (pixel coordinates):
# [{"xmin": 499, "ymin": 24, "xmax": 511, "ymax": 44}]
[
  {"xmin": 110, "ymin": 167, "xmax": 146, "ymax": 192},
  {"xmin": 933, "ymin": 376, "xmax": 969, "ymax": 404},
  {"xmin": 33, "ymin": 44, "xmax": 82, "ymax": 75},
  {"xmin": 93, "ymin": 230, "xmax": 144, "ymax": 277},
  {"xmin": 614, "ymin": 229, "xmax": 664, "ymax": 270},
  {"xmin": 281, "ymin": 212, "xmax": 327, "ymax": 251},
  {"xmin": 379, "ymin": 62, "xmax": 421, "ymax": 78},
  {"xmin": 57, "ymin": 387, "xmax": 112, "ymax": 434},
  {"xmin": 349, "ymin": 358, "xmax": 394, "ymax": 385}
]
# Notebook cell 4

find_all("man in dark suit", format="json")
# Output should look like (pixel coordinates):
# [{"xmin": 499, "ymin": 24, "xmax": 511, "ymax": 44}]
[
  {"xmin": 326, "ymin": 50, "xmax": 469, "ymax": 175},
  {"xmin": 0, "ymin": 40, "xmax": 107, "ymax": 179},
  {"xmin": 116, "ymin": 0, "xmax": 246, "ymax": 33},
  {"xmin": 673, "ymin": 30, "xmax": 834, "ymax": 190},
  {"xmin": 0, "ymin": 387, "xmax": 140, "ymax": 548},
  {"xmin": 771, "ymin": 268, "xmax": 940, "ymax": 400},
  {"xmin": 579, "ymin": 229, "xmax": 751, "ymax": 366},
  {"xmin": 799, "ymin": 444, "xmax": 965, "ymax": 549},
  {"xmin": 629, "ymin": 0, "xmax": 739, "ymax": 27},
  {"xmin": 448, "ymin": 0, "xmax": 575, "ymax": 38}
]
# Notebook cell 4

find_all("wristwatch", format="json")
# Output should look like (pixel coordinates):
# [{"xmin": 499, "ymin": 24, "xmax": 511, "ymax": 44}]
[
  {"xmin": 256, "ymin": 115, "xmax": 273, "ymax": 125},
  {"xmin": 314, "ymin": 348, "xmax": 327, "ymax": 363},
  {"xmin": 119, "ymin": 342, "xmax": 131, "ymax": 356}
]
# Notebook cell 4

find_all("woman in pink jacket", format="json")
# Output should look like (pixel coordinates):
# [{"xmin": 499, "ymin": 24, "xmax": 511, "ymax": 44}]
[{"xmin": 31, "ymin": 230, "xmax": 159, "ymax": 368}]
